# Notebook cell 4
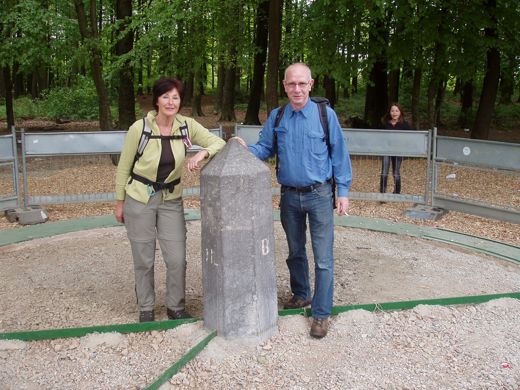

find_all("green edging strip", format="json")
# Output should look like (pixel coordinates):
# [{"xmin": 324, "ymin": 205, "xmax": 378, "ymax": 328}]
[
  {"xmin": 5, "ymin": 293, "xmax": 517, "ymax": 341},
  {"xmin": 332, "ymin": 292, "xmax": 520, "ymax": 314},
  {"xmin": 0, "ymin": 317, "xmax": 198, "ymax": 342},
  {"xmin": 144, "ymin": 330, "xmax": 217, "ymax": 390},
  {"xmin": 332, "ymin": 214, "xmax": 520, "ymax": 265},
  {"xmin": 0, "ymin": 211, "xmax": 201, "ymax": 247},
  {"xmin": 2, "ymin": 210, "xmax": 519, "ymax": 266},
  {"xmin": 0, "ymin": 215, "xmax": 120, "ymax": 247},
  {"xmin": 278, "ymin": 292, "xmax": 520, "ymax": 318}
]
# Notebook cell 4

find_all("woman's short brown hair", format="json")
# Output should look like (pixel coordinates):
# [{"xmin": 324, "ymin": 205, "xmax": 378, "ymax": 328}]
[{"xmin": 152, "ymin": 77, "xmax": 184, "ymax": 112}]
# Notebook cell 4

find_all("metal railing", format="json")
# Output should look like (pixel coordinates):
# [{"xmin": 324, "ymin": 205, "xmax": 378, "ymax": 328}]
[
  {"xmin": 20, "ymin": 127, "xmax": 222, "ymax": 207},
  {"xmin": 235, "ymin": 124, "xmax": 432, "ymax": 205},
  {"xmin": 432, "ymin": 128, "xmax": 520, "ymax": 224},
  {"xmin": 10, "ymin": 124, "xmax": 520, "ymax": 225},
  {"xmin": 0, "ymin": 127, "xmax": 20, "ymax": 211}
]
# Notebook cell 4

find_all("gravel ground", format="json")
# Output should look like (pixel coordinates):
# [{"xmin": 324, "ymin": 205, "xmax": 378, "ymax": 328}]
[{"xmin": 1, "ymin": 221, "xmax": 520, "ymax": 389}]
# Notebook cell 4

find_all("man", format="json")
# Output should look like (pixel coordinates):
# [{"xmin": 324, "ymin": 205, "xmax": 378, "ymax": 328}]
[{"xmin": 236, "ymin": 62, "xmax": 352, "ymax": 338}]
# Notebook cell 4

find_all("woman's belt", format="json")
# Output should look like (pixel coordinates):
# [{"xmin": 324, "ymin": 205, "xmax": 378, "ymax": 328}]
[{"xmin": 130, "ymin": 173, "xmax": 180, "ymax": 193}]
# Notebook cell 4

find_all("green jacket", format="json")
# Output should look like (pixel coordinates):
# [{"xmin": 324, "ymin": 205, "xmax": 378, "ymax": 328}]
[{"xmin": 116, "ymin": 110, "xmax": 225, "ymax": 203}]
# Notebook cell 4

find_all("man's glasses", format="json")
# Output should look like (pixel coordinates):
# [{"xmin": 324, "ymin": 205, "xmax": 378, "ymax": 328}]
[{"xmin": 285, "ymin": 82, "xmax": 310, "ymax": 89}]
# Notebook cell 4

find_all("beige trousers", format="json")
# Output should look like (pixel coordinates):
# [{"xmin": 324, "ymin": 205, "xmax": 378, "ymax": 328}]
[{"xmin": 123, "ymin": 193, "xmax": 186, "ymax": 312}]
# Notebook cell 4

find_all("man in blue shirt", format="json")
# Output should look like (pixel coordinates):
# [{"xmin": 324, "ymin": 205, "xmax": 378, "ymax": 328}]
[{"xmin": 236, "ymin": 62, "xmax": 352, "ymax": 338}]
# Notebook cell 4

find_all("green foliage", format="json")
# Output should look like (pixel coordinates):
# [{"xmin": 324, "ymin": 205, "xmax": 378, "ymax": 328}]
[
  {"xmin": 38, "ymin": 77, "xmax": 103, "ymax": 120},
  {"xmin": 494, "ymin": 103, "xmax": 520, "ymax": 132},
  {"xmin": 0, "ymin": 96, "xmax": 39, "ymax": 120}
]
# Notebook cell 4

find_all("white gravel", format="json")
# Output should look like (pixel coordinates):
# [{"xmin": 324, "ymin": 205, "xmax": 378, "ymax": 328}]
[{"xmin": 1, "ymin": 221, "xmax": 520, "ymax": 389}]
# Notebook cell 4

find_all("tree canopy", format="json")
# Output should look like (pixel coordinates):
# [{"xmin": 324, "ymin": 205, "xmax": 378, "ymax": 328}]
[{"xmin": 1, "ymin": 0, "xmax": 519, "ymax": 139}]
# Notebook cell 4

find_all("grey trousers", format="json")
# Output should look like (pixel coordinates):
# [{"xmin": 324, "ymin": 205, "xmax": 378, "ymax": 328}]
[{"xmin": 123, "ymin": 193, "xmax": 187, "ymax": 312}]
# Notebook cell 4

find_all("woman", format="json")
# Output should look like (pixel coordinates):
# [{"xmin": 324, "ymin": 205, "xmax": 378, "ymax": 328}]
[
  {"xmin": 115, "ymin": 77, "xmax": 225, "ymax": 322},
  {"xmin": 380, "ymin": 103, "xmax": 411, "ymax": 195}
]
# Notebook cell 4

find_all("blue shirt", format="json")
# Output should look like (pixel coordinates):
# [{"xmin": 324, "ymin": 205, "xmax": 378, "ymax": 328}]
[{"xmin": 248, "ymin": 99, "xmax": 353, "ymax": 197}]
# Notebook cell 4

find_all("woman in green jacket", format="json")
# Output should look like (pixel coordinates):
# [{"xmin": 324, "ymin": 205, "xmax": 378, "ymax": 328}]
[{"xmin": 115, "ymin": 77, "xmax": 225, "ymax": 322}]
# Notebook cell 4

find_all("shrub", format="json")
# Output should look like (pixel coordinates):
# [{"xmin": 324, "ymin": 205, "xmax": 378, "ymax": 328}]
[{"xmin": 38, "ymin": 76, "xmax": 101, "ymax": 120}]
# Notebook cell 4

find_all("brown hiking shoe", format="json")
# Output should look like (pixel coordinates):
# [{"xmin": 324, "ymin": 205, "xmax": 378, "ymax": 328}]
[
  {"xmin": 167, "ymin": 308, "xmax": 191, "ymax": 320},
  {"xmin": 310, "ymin": 318, "xmax": 329, "ymax": 338},
  {"xmin": 283, "ymin": 295, "xmax": 312, "ymax": 309},
  {"xmin": 139, "ymin": 310, "xmax": 155, "ymax": 323}
]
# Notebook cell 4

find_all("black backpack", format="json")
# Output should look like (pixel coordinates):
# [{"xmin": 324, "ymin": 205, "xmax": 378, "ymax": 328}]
[{"xmin": 273, "ymin": 97, "xmax": 337, "ymax": 207}]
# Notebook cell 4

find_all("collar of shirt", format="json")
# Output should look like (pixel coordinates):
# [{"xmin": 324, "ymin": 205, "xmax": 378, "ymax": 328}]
[{"xmin": 286, "ymin": 99, "xmax": 314, "ymax": 120}]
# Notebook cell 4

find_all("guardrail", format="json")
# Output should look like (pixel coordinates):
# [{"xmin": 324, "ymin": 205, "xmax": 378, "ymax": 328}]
[
  {"xmin": 0, "ymin": 127, "xmax": 20, "ymax": 211},
  {"xmin": 235, "ymin": 124, "xmax": 432, "ymax": 205},
  {"xmin": 20, "ymin": 127, "xmax": 222, "ymax": 207},
  {"xmin": 432, "ymin": 128, "xmax": 520, "ymax": 224},
  {"xmin": 8, "ymin": 125, "xmax": 520, "ymax": 225}
]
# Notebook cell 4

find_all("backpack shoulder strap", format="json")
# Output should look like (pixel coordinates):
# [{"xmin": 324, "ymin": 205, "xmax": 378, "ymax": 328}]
[
  {"xmin": 128, "ymin": 118, "xmax": 152, "ymax": 183},
  {"xmin": 273, "ymin": 105, "xmax": 287, "ymax": 176},
  {"xmin": 311, "ymin": 96, "xmax": 337, "ymax": 208},
  {"xmin": 274, "ymin": 104, "xmax": 287, "ymax": 128},
  {"xmin": 136, "ymin": 118, "xmax": 152, "ymax": 157},
  {"xmin": 310, "ymin": 97, "xmax": 330, "ymax": 150}
]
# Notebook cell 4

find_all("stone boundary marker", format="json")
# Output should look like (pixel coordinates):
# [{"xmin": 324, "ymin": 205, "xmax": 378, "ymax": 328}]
[{"xmin": 200, "ymin": 140, "xmax": 278, "ymax": 340}]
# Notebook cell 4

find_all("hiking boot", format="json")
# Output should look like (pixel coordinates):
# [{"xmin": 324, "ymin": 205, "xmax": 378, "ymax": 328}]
[
  {"xmin": 310, "ymin": 317, "xmax": 329, "ymax": 338},
  {"xmin": 167, "ymin": 308, "xmax": 191, "ymax": 320},
  {"xmin": 139, "ymin": 310, "xmax": 155, "ymax": 323},
  {"xmin": 283, "ymin": 295, "xmax": 312, "ymax": 309}
]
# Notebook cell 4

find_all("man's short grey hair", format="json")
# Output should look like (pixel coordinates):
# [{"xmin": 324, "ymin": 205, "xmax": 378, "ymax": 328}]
[{"xmin": 284, "ymin": 62, "xmax": 313, "ymax": 81}]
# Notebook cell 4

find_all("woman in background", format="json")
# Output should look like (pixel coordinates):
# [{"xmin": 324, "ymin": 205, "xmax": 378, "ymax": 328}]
[{"xmin": 380, "ymin": 103, "xmax": 411, "ymax": 195}]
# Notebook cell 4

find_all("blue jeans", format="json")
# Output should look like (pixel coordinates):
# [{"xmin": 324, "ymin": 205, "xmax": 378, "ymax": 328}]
[{"xmin": 280, "ymin": 182, "xmax": 334, "ymax": 319}]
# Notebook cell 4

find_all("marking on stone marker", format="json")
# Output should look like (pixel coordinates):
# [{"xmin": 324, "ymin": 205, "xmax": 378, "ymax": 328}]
[
  {"xmin": 261, "ymin": 239, "xmax": 269, "ymax": 256},
  {"xmin": 204, "ymin": 248, "xmax": 218, "ymax": 267}
]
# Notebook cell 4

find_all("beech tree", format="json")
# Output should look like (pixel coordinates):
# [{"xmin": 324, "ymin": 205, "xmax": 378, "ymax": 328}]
[{"xmin": 74, "ymin": 0, "xmax": 113, "ymax": 130}]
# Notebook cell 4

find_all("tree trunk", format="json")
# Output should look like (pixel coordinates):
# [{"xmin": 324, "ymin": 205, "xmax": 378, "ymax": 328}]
[
  {"xmin": 244, "ymin": 0, "xmax": 269, "ymax": 125},
  {"xmin": 184, "ymin": 73, "xmax": 194, "ymax": 105},
  {"xmin": 472, "ymin": 0, "xmax": 500, "ymax": 140},
  {"xmin": 458, "ymin": 80, "xmax": 473, "ymax": 129},
  {"xmin": 3, "ymin": 66, "xmax": 15, "ymax": 131},
  {"xmin": 434, "ymin": 79, "xmax": 446, "ymax": 126},
  {"xmin": 472, "ymin": 46, "xmax": 500, "ymax": 139},
  {"xmin": 116, "ymin": 0, "xmax": 136, "ymax": 130},
  {"xmin": 411, "ymin": 67, "xmax": 421, "ymax": 129},
  {"xmin": 364, "ymin": 17, "xmax": 388, "ymax": 128},
  {"xmin": 213, "ymin": 59, "xmax": 225, "ymax": 114},
  {"xmin": 74, "ymin": 0, "xmax": 113, "ymax": 131},
  {"xmin": 351, "ymin": 76, "xmax": 358, "ymax": 94},
  {"xmin": 219, "ymin": 47, "xmax": 237, "ymax": 122},
  {"xmin": 266, "ymin": 0, "xmax": 282, "ymax": 113},
  {"xmin": 13, "ymin": 63, "xmax": 24, "ymax": 98},
  {"xmin": 323, "ymin": 75, "xmax": 336, "ymax": 108},
  {"xmin": 388, "ymin": 68, "xmax": 400, "ymax": 103},
  {"xmin": 192, "ymin": 66, "xmax": 204, "ymax": 117},
  {"xmin": 365, "ymin": 60, "xmax": 388, "ymax": 128},
  {"xmin": 498, "ymin": 54, "xmax": 515, "ymax": 105}
]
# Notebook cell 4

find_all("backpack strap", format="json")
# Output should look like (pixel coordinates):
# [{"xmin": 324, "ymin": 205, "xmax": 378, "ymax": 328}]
[
  {"xmin": 273, "ymin": 105, "xmax": 287, "ymax": 176},
  {"xmin": 310, "ymin": 97, "xmax": 330, "ymax": 151},
  {"xmin": 128, "ymin": 118, "xmax": 184, "ymax": 184},
  {"xmin": 128, "ymin": 118, "xmax": 152, "ymax": 184}
]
